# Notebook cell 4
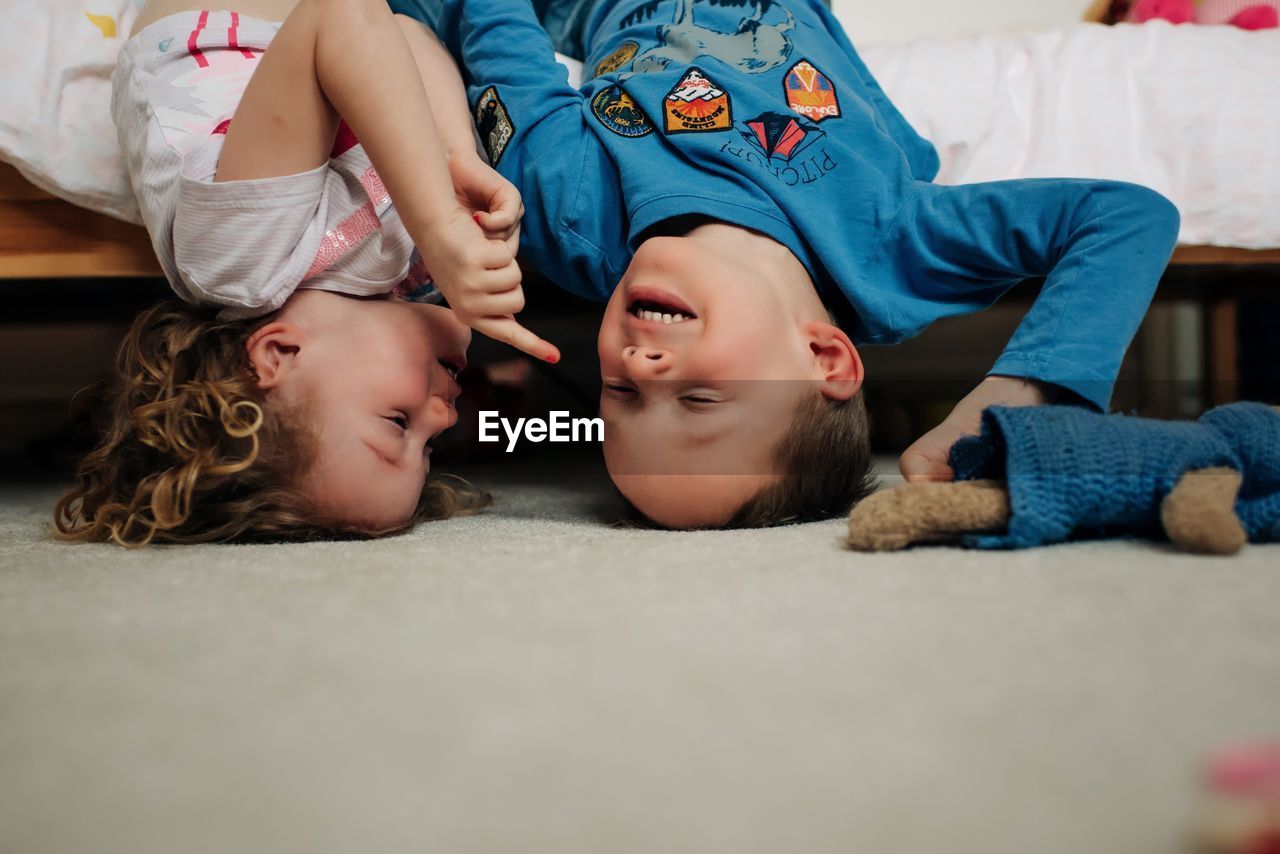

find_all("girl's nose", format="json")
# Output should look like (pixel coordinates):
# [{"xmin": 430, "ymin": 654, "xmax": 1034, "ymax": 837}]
[
  {"xmin": 427, "ymin": 394, "xmax": 456, "ymax": 427},
  {"xmin": 434, "ymin": 361, "xmax": 463, "ymax": 404}
]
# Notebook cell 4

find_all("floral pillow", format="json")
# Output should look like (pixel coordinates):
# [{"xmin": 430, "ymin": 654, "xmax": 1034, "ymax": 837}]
[{"xmin": 0, "ymin": 2, "xmax": 147, "ymax": 222}]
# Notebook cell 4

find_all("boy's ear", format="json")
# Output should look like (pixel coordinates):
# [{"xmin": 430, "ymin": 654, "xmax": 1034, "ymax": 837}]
[
  {"xmin": 245, "ymin": 322, "xmax": 303, "ymax": 390},
  {"xmin": 801, "ymin": 320, "xmax": 863, "ymax": 401}
]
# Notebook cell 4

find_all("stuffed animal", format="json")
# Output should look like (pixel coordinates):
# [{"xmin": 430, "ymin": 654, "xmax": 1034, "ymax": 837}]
[
  {"xmin": 1122, "ymin": 0, "xmax": 1279, "ymax": 30},
  {"xmin": 848, "ymin": 402, "xmax": 1280, "ymax": 554}
]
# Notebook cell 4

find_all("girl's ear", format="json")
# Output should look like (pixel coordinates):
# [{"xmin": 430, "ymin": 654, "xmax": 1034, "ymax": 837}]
[
  {"xmin": 245, "ymin": 322, "xmax": 303, "ymax": 390},
  {"xmin": 800, "ymin": 320, "xmax": 864, "ymax": 401}
]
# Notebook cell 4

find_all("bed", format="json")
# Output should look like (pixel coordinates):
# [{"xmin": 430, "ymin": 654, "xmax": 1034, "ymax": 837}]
[
  {"xmin": 2, "ymin": 3, "xmax": 1277, "ymax": 402},
  {"xmin": 0, "ymin": 162, "xmax": 158, "ymax": 279}
]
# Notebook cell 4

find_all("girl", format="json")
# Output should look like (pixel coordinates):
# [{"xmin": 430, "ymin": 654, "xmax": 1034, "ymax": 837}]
[{"xmin": 56, "ymin": 0, "xmax": 557, "ymax": 545}]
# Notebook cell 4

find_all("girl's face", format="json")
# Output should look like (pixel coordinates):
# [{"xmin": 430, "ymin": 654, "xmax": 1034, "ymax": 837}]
[{"xmin": 249, "ymin": 291, "xmax": 471, "ymax": 531}]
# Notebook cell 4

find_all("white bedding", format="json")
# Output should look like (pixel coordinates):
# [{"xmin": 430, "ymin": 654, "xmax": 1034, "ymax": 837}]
[
  {"xmin": 0, "ymin": 1, "xmax": 146, "ymax": 223},
  {"xmin": 861, "ymin": 22, "xmax": 1280, "ymax": 250},
  {"xmin": 2, "ymin": 11, "xmax": 1278, "ymax": 249}
]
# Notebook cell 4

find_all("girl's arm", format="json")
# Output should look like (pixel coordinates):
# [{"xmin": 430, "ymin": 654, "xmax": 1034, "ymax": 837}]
[
  {"xmin": 395, "ymin": 16, "xmax": 481, "ymax": 160},
  {"xmin": 403, "ymin": 0, "xmax": 628, "ymax": 303},
  {"xmin": 215, "ymin": 0, "xmax": 556, "ymax": 361},
  {"xmin": 395, "ymin": 15, "xmax": 523, "ymax": 252}
]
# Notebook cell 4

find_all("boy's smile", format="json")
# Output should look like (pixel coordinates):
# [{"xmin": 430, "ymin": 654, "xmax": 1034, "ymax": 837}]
[
  {"xmin": 624, "ymin": 284, "xmax": 698, "ymax": 327},
  {"xmin": 598, "ymin": 224, "xmax": 863, "ymax": 527}
]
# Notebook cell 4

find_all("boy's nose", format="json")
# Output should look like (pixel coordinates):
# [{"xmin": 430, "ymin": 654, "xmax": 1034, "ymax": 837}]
[{"xmin": 623, "ymin": 345, "xmax": 673, "ymax": 377}]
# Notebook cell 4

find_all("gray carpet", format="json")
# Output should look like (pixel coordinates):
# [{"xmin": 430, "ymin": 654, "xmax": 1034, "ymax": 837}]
[{"xmin": 2, "ymin": 470, "xmax": 1278, "ymax": 854}]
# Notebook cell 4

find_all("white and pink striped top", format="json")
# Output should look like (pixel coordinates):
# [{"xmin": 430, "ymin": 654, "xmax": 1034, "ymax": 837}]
[{"xmin": 112, "ymin": 10, "xmax": 434, "ymax": 320}]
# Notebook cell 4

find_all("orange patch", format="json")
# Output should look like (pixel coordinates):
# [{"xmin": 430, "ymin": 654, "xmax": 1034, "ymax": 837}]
[
  {"xmin": 784, "ymin": 60, "xmax": 840, "ymax": 122},
  {"xmin": 663, "ymin": 67, "xmax": 733, "ymax": 134}
]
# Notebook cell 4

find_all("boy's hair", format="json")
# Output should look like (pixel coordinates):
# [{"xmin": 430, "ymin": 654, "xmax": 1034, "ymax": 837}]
[
  {"xmin": 54, "ymin": 301, "xmax": 487, "ymax": 547},
  {"xmin": 621, "ymin": 388, "xmax": 876, "ymax": 529},
  {"xmin": 725, "ymin": 388, "xmax": 875, "ymax": 527}
]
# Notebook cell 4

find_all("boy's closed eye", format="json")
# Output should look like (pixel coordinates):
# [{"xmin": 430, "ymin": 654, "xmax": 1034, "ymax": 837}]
[
  {"xmin": 604, "ymin": 381, "xmax": 636, "ymax": 401},
  {"xmin": 680, "ymin": 392, "xmax": 723, "ymax": 411},
  {"xmin": 602, "ymin": 381, "xmax": 726, "ymax": 410}
]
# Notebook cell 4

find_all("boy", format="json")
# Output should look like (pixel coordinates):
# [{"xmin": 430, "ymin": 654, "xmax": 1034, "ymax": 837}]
[{"xmin": 400, "ymin": 0, "xmax": 1180, "ymax": 528}]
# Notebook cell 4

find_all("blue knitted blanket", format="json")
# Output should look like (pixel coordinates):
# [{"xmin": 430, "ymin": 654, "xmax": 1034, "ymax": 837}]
[{"xmin": 948, "ymin": 402, "xmax": 1280, "ymax": 549}]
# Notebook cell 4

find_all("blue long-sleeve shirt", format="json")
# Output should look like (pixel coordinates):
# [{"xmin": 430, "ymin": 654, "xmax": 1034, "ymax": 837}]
[{"xmin": 425, "ymin": 0, "xmax": 1181, "ymax": 409}]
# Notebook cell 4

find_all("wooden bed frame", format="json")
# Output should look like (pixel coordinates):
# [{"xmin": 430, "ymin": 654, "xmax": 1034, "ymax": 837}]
[
  {"xmin": 2, "ymin": 154, "xmax": 1277, "ymax": 402},
  {"xmin": 5, "ymin": 161, "xmax": 1278, "ymax": 273},
  {"xmin": 0, "ymin": 163, "xmax": 160, "ymax": 279}
]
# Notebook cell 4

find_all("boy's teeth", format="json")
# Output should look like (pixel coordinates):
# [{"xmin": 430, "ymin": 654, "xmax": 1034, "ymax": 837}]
[{"xmin": 635, "ymin": 308, "xmax": 689, "ymax": 323}]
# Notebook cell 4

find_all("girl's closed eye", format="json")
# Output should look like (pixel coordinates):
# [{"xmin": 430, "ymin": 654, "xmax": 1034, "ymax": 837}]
[{"xmin": 385, "ymin": 412, "xmax": 410, "ymax": 431}]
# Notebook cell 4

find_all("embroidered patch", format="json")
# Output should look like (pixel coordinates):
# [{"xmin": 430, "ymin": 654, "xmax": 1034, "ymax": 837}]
[
  {"xmin": 742, "ymin": 111, "xmax": 822, "ymax": 162},
  {"xmin": 593, "ymin": 40, "xmax": 638, "ymax": 78},
  {"xmin": 474, "ymin": 86, "xmax": 515, "ymax": 166},
  {"xmin": 719, "ymin": 111, "xmax": 838, "ymax": 186},
  {"xmin": 591, "ymin": 86, "xmax": 652, "ymax": 138},
  {"xmin": 784, "ymin": 59, "xmax": 840, "ymax": 122},
  {"xmin": 663, "ymin": 67, "xmax": 732, "ymax": 134}
]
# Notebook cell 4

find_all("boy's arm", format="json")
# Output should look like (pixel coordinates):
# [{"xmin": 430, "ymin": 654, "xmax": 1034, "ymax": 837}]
[
  {"xmin": 899, "ymin": 376, "xmax": 1050, "ymax": 481},
  {"xmin": 429, "ymin": 0, "xmax": 582, "ymax": 104},
  {"xmin": 893, "ymin": 179, "xmax": 1181, "ymax": 481},
  {"xmin": 813, "ymin": 4, "xmax": 940, "ymax": 182}
]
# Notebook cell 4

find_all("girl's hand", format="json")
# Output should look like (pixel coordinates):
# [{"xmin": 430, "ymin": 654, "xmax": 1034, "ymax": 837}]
[
  {"xmin": 420, "ymin": 207, "xmax": 558, "ymax": 363},
  {"xmin": 450, "ymin": 153, "xmax": 523, "ymax": 254},
  {"xmin": 899, "ymin": 375, "xmax": 1049, "ymax": 482}
]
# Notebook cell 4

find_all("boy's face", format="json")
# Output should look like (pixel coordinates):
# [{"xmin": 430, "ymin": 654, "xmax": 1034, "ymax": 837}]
[
  {"xmin": 597, "ymin": 237, "xmax": 843, "ymax": 528},
  {"xmin": 250, "ymin": 293, "xmax": 471, "ymax": 531}
]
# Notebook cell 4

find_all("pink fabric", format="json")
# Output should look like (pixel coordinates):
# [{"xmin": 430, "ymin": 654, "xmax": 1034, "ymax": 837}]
[
  {"xmin": 1207, "ymin": 743, "xmax": 1280, "ymax": 797},
  {"xmin": 188, "ymin": 10, "xmax": 210, "ymax": 69},
  {"xmin": 1128, "ymin": 0, "xmax": 1279, "ymax": 27},
  {"xmin": 303, "ymin": 166, "xmax": 391, "ymax": 280},
  {"xmin": 1231, "ymin": 4, "xmax": 1280, "ymax": 28},
  {"xmin": 228, "ymin": 11, "xmax": 256, "ymax": 60}
]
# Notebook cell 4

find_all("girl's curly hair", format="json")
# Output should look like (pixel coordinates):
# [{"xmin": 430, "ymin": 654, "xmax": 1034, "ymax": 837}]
[{"xmin": 54, "ymin": 300, "xmax": 488, "ymax": 546}]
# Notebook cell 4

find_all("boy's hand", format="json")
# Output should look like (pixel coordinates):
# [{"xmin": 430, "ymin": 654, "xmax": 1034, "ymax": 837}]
[
  {"xmin": 899, "ymin": 375, "xmax": 1048, "ymax": 482},
  {"xmin": 420, "ymin": 207, "xmax": 558, "ymax": 363},
  {"xmin": 449, "ymin": 153, "xmax": 523, "ymax": 254}
]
